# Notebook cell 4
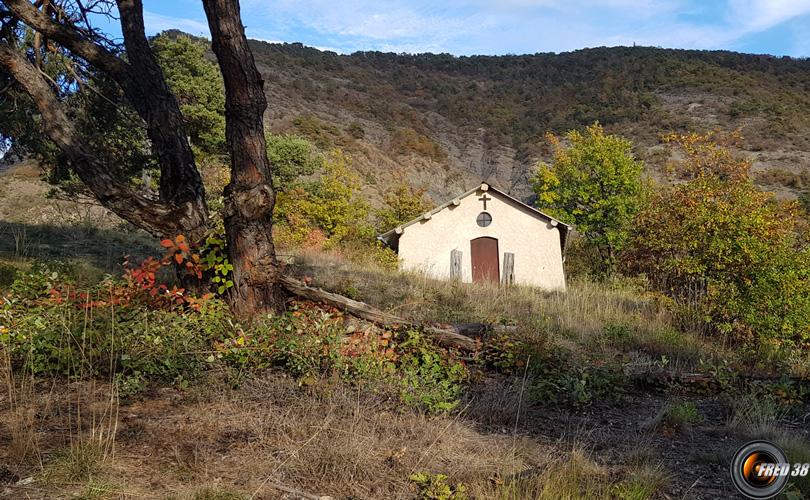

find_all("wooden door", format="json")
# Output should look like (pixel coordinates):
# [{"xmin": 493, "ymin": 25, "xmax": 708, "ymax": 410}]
[{"xmin": 470, "ymin": 237, "xmax": 499, "ymax": 284}]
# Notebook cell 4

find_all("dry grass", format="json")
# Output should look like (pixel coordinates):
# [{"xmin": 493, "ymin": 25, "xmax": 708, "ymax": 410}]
[
  {"xmin": 289, "ymin": 249, "xmax": 721, "ymax": 370},
  {"xmin": 0, "ymin": 371, "xmax": 674, "ymax": 499},
  {"xmin": 726, "ymin": 392, "xmax": 810, "ymax": 496},
  {"xmin": 1, "ymin": 350, "xmax": 42, "ymax": 467},
  {"xmin": 485, "ymin": 443, "xmax": 669, "ymax": 500},
  {"xmin": 0, "ymin": 161, "xmax": 158, "ymax": 277},
  {"xmin": 44, "ymin": 382, "xmax": 118, "ymax": 483},
  {"xmin": 0, "ymin": 373, "xmax": 524, "ymax": 497},
  {"xmin": 151, "ymin": 375, "xmax": 541, "ymax": 498},
  {"xmin": 1, "ymin": 346, "xmax": 119, "ymax": 495}
]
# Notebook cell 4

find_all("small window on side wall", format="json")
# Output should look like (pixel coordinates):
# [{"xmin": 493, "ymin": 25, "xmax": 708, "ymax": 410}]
[{"xmin": 476, "ymin": 212, "xmax": 492, "ymax": 227}]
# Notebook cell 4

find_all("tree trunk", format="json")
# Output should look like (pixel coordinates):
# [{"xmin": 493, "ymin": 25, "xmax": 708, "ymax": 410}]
[{"xmin": 201, "ymin": 0, "xmax": 285, "ymax": 316}]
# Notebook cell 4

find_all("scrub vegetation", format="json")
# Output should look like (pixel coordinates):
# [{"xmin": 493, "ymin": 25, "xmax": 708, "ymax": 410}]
[{"xmin": 1, "ymin": 30, "xmax": 810, "ymax": 500}]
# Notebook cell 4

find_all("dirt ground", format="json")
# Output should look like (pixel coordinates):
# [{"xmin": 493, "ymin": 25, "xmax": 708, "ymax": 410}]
[{"xmin": 3, "ymin": 370, "xmax": 805, "ymax": 499}]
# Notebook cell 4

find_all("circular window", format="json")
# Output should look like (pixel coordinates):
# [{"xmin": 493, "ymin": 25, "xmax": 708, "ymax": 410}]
[{"xmin": 476, "ymin": 212, "xmax": 492, "ymax": 227}]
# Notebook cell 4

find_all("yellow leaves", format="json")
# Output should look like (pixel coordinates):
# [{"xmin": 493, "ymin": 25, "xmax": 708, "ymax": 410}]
[
  {"xmin": 531, "ymin": 162, "xmax": 561, "ymax": 208},
  {"xmin": 544, "ymin": 130, "xmax": 561, "ymax": 150},
  {"xmin": 663, "ymin": 130, "xmax": 751, "ymax": 182},
  {"xmin": 275, "ymin": 148, "xmax": 370, "ymax": 246}
]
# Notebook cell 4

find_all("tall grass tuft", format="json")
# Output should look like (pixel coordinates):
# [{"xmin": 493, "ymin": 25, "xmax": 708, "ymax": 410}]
[{"xmin": 1, "ymin": 348, "xmax": 41, "ymax": 467}]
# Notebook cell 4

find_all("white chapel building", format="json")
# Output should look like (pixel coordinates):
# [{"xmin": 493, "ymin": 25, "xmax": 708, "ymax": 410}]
[{"xmin": 377, "ymin": 183, "xmax": 571, "ymax": 290}]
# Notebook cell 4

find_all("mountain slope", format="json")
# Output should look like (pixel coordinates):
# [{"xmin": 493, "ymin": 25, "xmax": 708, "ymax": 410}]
[{"xmin": 249, "ymin": 40, "xmax": 810, "ymax": 203}]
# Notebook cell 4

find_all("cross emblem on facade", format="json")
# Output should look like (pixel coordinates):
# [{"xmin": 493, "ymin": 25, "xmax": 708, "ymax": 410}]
[{"xmin": 478, "ymin": 194, "xmax": 491, "ymax": 210}]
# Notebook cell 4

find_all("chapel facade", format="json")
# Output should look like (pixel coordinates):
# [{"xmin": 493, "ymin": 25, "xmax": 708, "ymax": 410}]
[{"xmin": 377, "ymin": 183, "xmax": 571, "ymax": 290}]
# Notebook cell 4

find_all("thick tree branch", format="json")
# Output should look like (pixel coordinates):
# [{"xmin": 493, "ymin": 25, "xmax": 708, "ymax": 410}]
[
  {"xmin": 7, "ymin": 0, "xmax": 206, "ymax": 209},
  {"xmin": 0, "ymin": 42, "xmax": 206, "ymax": 239},
  {"xmin": 115, "ymin": 0, "xmax": 204, "ymax": 205},
  {"xmin": 5, "ymin": 0, "xmax": 127, "ymax": 76}
]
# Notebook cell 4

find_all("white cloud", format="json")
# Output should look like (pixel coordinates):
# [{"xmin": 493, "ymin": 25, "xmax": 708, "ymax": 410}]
[
  {"xmin": 143, "ymin": 11, "xmax": 210, "ymax": 36},
  {"xmin": 473, "ymin": 0, "xmax": 810, "ymax": 54},
  {"xmin": 141, "ymin": 1, "xmax": 810, "ymax": 56},
  {"xmin": 240, "ymin": 0, "xmax": 700, "ymax": 54},
  {"xmin": 240, "ymin": 0, "xmax": 473, "ymax": 52},
  {"xmin": 726, "ymin": 0, "xmax": 810, "ymax": 30}
]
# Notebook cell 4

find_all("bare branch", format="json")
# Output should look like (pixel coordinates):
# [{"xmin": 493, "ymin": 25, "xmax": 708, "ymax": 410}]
[{"xmin": 5, "ymin": 0, "xmax": 128, "ymax": 76}]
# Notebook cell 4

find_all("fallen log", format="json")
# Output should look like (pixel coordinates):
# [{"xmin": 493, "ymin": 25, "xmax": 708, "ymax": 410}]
[
  {"xmin": 453, "ymin": 322, "xmax": 518, "ymax": 336},
  {"xmin": 278, "ymin": 274, "xmax": 480, "ymax": 351},
  {"xmin": 634, "ymin": 369, "xmax": 810, "ymax": 390}
]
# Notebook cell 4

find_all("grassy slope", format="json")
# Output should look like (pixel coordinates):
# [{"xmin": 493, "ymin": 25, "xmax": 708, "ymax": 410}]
[
  {"xmin": 3, "ymin": 245, "xmax": 809, "ymax": 499},
  {"xmin": 2, "ymin": 142, "xmax": 810, "ymax": 499}
]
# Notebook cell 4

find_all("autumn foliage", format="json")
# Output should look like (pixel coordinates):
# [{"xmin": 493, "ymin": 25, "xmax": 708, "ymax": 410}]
[
  {"xmin": 625, "ymin": 132, "xmax": 810, "ymax": 345},
  {"xmin": 46, "ymin": 235, "xmax": 223, "ymax": 313}
]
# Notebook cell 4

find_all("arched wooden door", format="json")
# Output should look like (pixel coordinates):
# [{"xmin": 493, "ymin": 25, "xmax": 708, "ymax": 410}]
[{"xmin": 470, "ymin": 237, "xmax": 499, "ymax": 284}]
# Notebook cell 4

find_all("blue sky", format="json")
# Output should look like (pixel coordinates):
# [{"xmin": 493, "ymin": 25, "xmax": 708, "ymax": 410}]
[{"xmin": 135, "ymin": 0, "xmax": 810, "ymax": 57}]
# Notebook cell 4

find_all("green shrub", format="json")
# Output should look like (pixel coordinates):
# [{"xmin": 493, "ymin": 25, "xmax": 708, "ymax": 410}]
[
  {"xmin": 532, "ymin": 123, "xmax": 645, "ymax": 276},
  {"xmin": 391, "ymin": 127, "xmax": 446, "ymax": 161},
  {"xmin": 275, "ymin": 150, "xmax": 373, "ymax": 248},
  {"xmin": 645, "ymin": 401, "xmax": 702, "ymax": 433},
  {"xmin": 269, "ymin": 306, "xmax": 345, "ymax": 378},
  {"xmin": 396, "ymin": 331, "xmax": 468, "ymax": 413},
  {"xmin": 293, "ymin": 114, "xmax": 344, "ymax": 149},
  {"xmin": 663, "ymin": 401, "xmax": 702, "ymax": 427},
  {"xmin": 0, "ymin": 261, "xmax": 20, "ymax": 289},
  {"xmin": 602, "ymin": 322, "xmax": 634, "ymax": 349},
  {"xmin": 410, "ymin": 472, "xmax": 467, "ymax": 500},
  {"xmin": 266, "ymin": 133, "xmax": 323, "ymax": 188},
  {"xmin": 374, "ymin": 182, "xmax": 434, "ymax": 232},
  {"xmin": 528, "ymin": 349, "xmax": 627, "ymax": 407},
  {"xmin": 3, "ymin": 294, "xmax": 229, "ymax": 381},
  {"xmin": 1, "ymin": 261, "xmax": 228, "ymax": 382},
  {"xmin": 346, "ymin": 121, "xmax": 365, "ymax": 139},
  {"xmin": 3, "ymin": 266, "xmax": 467, "ymax": 411},
  {"xmin": 10, "ymin": 260, "xmax": 72, "ymax": 300},
  {"xmin": 218, "ymin": 308, "xmax": 467, "ymax": 412}
]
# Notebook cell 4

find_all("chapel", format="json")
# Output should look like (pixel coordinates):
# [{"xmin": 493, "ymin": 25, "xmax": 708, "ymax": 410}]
[{"xmin": 377, "ymin": 183, "xmax": 571, "ymax": 290}]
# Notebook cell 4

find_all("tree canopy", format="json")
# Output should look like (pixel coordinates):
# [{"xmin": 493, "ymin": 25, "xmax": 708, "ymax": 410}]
[
  {"xmin": 374, "ymin": 183, "xmax": 434, "ymax": 232},
  {"xmin": 531, "ymin": 123, "xmax": 644, "ymax": 275},
  {"xmin": 0, "ymin": 0, "xmax": 283, "ymax": 315},
  {"xmin": 152, "ymin": 32, "xmax": 226, "ymax": 154}
]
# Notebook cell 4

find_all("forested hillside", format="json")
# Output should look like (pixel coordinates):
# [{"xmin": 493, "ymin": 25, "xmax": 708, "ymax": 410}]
[
  {"xmin": 240, "ymin": 35, "xmax": 810, "ymax": 201},
  {"xmin": 4, "ymin": 11, "xmax": 810, "ymax": 498}
]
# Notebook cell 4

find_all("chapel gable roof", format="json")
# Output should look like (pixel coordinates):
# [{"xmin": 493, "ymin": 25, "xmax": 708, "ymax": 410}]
[{"xmin": 377, "ymin": 182, "xmax": 572, "ymax": 253}]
